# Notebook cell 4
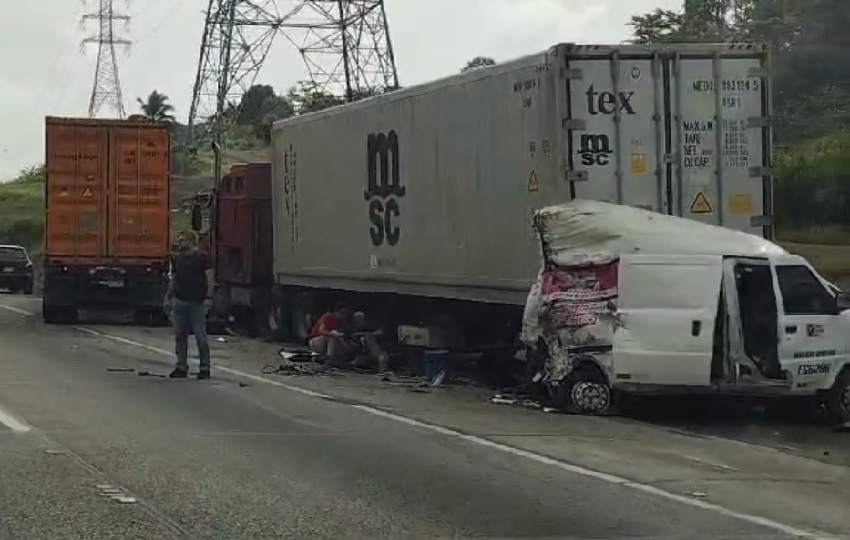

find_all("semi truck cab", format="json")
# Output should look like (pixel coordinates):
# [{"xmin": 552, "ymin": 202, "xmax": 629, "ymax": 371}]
[{"xmin": 189, "ymin": 162, "xmax": 274, "ymax": 334}]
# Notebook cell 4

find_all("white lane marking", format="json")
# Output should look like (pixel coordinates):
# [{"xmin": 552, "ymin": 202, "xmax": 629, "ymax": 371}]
[
  {"xmin": 682, "ymin": 454, "xmax": 739, "ymax": 472},
  {"xmin": 0, "ymin": 404, "xmax": 31, "ymax": 432},
  {"xmin": 0, "ymin": 304, "xmax": 35, "ymax": 432},
  {"xmin": 75, "ymin": 325, "xmax": 832, "ymax": 539},
  {"xmin": 76, "ymin": 326, "xmax": 334, "ymax": 398},
  {"xmin": 0, "ymin": 304, "xmax": 34, "ymax": 316}
]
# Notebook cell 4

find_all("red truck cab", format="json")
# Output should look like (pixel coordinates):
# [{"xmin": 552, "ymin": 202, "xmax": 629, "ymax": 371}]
[{"xmin": 190, "ymin": 162, "xmax": 274, "ymax": 333}]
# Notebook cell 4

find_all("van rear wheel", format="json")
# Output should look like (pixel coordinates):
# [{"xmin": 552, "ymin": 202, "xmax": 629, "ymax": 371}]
[{"xmin": 826, "ymin": 368, "xmax": 850, "ymax": 424}]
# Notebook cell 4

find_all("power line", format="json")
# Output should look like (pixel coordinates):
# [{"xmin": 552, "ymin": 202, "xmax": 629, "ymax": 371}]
[{"xmin": 82, "ymin": 0, "xmax": 131, "ymax": 118}]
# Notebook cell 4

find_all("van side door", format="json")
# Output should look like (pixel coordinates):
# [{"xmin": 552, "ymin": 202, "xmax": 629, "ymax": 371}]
[
  {"xmin": 612, "ymin": 254, "xmax": 723, "ymax": 387},
  {"xmin": 773, "ymin": 264, "xmax": 844, "ymax": 384}
]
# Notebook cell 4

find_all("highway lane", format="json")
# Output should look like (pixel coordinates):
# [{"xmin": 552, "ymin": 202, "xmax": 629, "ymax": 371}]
[{"xmin": 0, "ymin": 298, "xmax": 841, "ymax": 539}]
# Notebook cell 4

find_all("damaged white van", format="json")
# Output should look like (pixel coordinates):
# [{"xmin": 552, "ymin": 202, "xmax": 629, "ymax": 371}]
[{"xmin": 522, "ymin": 200, "xmax": 850, "ymax": 422}]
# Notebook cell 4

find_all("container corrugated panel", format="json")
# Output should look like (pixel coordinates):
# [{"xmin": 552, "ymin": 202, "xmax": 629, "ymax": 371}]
[
  {"xmin": 270, "ymin": 43, "xmax": 772, "ymax": 304},
  {"xmin": 45, "ymin": 117, "xmax": 171, "ymax": 263},
  {"xmin": 44, "ymin": 120, "xmax": 108, "ymax": 259}
]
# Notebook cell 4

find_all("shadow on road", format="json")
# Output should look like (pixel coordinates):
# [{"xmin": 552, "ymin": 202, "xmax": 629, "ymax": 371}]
[{"xmin": 618, "ymin": 395, "xmax": 850, "ymax": 466}]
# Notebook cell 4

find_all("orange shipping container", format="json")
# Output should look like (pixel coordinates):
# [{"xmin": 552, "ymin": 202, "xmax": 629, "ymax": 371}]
[
  {"xmin": 44, "ymin": 117, "xmax": 171, "ymax": 263},
  {"xmin": 42, "ymin": 117, "xmax": 171, "ymax": 325}
]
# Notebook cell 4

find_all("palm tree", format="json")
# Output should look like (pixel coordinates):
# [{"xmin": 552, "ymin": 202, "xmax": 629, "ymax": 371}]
[{"xmin": 136, "ymin": 90, "xmax": 176, "ymax": 123}]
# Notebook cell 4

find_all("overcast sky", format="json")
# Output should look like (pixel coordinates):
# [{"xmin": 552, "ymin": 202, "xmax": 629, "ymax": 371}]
[{"xmin": 0, "ymin": 0, "xmax": 680, "ymax": 180}]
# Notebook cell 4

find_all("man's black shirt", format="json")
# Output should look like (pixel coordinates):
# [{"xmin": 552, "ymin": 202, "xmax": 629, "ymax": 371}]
[{"xmin": 171, "ymin": 250, "xmax": 212, "ymax": 303}]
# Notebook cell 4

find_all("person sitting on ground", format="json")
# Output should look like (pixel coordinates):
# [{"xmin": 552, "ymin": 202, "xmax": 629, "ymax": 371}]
[
  {"xmin": 308, "ymin": 304, "xmax": 355, "ymax": 367},
  {"xmin": 350, "ymin": 311, "xmax": 390, "ymax": 373},
  {"xmin": 308, "ymin": 305, "xmax": 388, "ymax": 371}
]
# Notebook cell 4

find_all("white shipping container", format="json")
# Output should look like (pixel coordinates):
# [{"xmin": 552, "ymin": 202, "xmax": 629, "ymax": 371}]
[{"xmin": 271, "ymin": 43, "xmax": 772, "ymax": 306}]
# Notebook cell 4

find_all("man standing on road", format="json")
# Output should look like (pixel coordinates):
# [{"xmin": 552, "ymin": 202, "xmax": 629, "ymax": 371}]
[{"xmin": 166, "ymin": 230, "xmax": 214, "ymax": 380}]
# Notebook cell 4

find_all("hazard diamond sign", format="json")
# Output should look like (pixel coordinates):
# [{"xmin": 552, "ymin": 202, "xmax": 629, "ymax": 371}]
[
  {"xmin": 527, "ymin": 170, "xmax": 539, "ymax": 192},
  {"xmin": 690, "ymin": 191, "xmax": 712, "ymax": 214}
]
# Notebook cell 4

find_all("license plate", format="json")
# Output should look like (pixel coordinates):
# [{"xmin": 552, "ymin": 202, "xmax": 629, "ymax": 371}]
[
  {"xmin": 796, "ymin": 362, "xmax": 831, "ymax": 376},
  {"xmin": 2, "ymin": 267, "xmax": 12, "ymax": 273},
  {"xmin": 106, "ymin": 280, "xmax": 124, "ymax": 288}
]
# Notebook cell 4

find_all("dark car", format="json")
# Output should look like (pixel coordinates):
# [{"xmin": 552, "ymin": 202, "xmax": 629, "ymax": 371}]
[{"xmin": 0, "ymin": 245, "xmax": 34, "ymax": 294}]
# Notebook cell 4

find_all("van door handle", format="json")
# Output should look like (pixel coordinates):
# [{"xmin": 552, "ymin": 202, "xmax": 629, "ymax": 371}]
[
  {"xmin": 691, "ymin": 320, "xmax": 701, "ymax": 336},
  {"xmin": 785, "ymin": 325, "xmax": 797, "ymax": 334}
]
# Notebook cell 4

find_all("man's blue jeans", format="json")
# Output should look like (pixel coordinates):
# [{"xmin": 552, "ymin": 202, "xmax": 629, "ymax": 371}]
[{"xmin": 172, "ymin": 299, "xmax": 211, "ymax": 372}]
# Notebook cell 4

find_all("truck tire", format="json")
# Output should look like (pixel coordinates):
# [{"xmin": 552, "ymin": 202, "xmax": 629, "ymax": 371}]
[
  {"xmin": 42, "ymin": 305, "xmax": 77, "ymax": 325},
  {"xmin": 134, "ymin": 308, "xmax": 162, "ymax": 327},
  {"xmin": 290, "ymin": 292, "xmax": 318, "ymax": 344},
  {"xmin": 42, "ymin": 304, "xmax": 57, "ymax": 324},
  {"xmin": 556, "ymin": 361, "xmax": 612, "ymax": 415},
  {"xmin": 825, "ymin": 368, "xmax": 850, "ymax": 424},
  {"xmin": 267, "ymin": 302, "xmax": 289, "ymax": 342}
]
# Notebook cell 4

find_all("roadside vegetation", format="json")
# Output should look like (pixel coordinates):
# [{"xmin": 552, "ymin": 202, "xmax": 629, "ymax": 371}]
[{"xmin": 2, "ymin": 0, "xmax": 850, "ymax": 278}]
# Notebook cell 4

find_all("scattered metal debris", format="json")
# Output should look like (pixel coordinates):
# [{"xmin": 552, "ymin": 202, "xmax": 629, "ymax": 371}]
[
  {"xmin": 490, "ymin": 393, "xmax": 545, "ymax": 411},
  {"xmin": 262, "ymin": 360, "xmax": 331, "ymax": 376},
  {"xmin": 96, "ymin": 484, "xmax": 137, "ymax": 504},
  {"xmin": 137, "ymin": 370, "xmax": 165, "ymax": 378}
]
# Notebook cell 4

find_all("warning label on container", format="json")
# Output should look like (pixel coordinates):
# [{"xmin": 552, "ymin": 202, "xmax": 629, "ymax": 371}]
[
  {"xmin": 690, "ymin": 192, "xmax": 712, "ymax": 214},
  {"xmin": 527, "ymin": 171, "xmax": 539, "ymax": 192},
  {"xmin": 630, "ymin": 153, "xmax": 647, "ymax": 173}
]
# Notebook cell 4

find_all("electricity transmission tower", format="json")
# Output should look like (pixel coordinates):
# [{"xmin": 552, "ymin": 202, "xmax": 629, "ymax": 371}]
[
  {"xmin": 82, "ymin": 0, "xmax": 130, "ymax": 118},
  {"xmin": 187, "ymin": 0, "xmax": 399, "ymax": 165}
]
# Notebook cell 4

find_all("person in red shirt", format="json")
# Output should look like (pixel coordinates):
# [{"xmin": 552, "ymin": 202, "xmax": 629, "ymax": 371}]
[
  {"xmin": 308, "ymin": 304, "xmax": 355, "ymax": 366},
  {"xmin": 308, "ymin": 304, "xmax": 389, "ymax": 371}
]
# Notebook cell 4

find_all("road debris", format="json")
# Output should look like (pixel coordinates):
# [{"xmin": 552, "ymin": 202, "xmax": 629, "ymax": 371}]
[
  {"xmin": 490, "ymin": 393, "xmax": 545, "ymax": 410},
  {"xmin": 262, "ymin": 348, "xmax": 330, "ymax": 376}
]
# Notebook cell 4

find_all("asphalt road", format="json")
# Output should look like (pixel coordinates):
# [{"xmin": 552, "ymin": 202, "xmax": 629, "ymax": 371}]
[{"xmin": 0, "ymin": 297, "xmax": 844, "ymax": 539}]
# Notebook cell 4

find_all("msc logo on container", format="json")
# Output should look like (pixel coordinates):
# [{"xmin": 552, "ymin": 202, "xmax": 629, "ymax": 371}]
[{"xmin": 364, "ymin": 131, "xmax": 405, "ymax": 246}]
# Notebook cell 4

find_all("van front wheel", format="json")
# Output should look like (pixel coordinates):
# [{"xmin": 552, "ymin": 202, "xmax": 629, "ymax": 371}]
[{"xmin": 558, "ymin": 362, "xmax": 612, "ymax": 415}]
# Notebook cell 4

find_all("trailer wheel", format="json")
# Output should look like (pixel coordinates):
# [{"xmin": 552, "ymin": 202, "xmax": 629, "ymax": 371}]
[
  {"xmin": 42, "ymin": 304, "xmax": 57, "ymax": 324},
  {"xmin": 42, "ymin": 305, "xmax": 76, "ymax": 325},
  {"xmin": 267, "ymin": 302, "xmax": 289, "ymax": 341},
  {"xmin": 134, "ymin": 308, "xmax": 162, "ymax": 327},
  {"xmin": 290, "ymin": 292, "xmax": 317, "ymax": 344},
  {"xmin": 825, "ymin": 368, "xmax": 850, "ymax": 424},
  {"xmin": 559, "ymin": 362, "xmax": 612, "ymax": 415}
]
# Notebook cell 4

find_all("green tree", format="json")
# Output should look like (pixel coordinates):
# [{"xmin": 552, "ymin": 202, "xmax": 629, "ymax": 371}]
[
  {"xmin": 286, "ymin": 81, "xmax": 344, "ymax": 114},
  {"xmin": 629, "ymin": 1, "xmax": 753, "ymax": 43},
  {"xmin": 136, "ymin": 90, "xmax": 176, "ymax": 123},
  {"xmin": 461, "ymin": 56, "xmax": 496, "ymax": 72}
]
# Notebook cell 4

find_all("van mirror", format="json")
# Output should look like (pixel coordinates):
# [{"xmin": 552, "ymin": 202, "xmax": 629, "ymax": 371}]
[
  {"xmin": 837, "ymin": 292, "xmax": 850, "ymax": 312},
  {"xmin": 189, "ymin": 203, "xmax": 202, "ymax": 231}
]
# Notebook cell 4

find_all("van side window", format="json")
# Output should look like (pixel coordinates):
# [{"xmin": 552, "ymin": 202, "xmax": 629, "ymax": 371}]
[{"xmin": 775, "ymin": 265, "xmax": 835, "ymax": 315}]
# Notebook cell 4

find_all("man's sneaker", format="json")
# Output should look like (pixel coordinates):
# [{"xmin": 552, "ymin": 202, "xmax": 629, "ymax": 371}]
[
  {"xmin": 169, "ymin": 368, "xmax": 188, "ymax": 379},
  {"xmin": 197, "ymin": 371, "xmax": 211, "ymax": 380}
]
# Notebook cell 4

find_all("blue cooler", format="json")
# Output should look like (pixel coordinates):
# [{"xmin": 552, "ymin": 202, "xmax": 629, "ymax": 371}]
[{"xmin": 424, "ymin": 349, "xmax": 449, "ymax": 380}]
